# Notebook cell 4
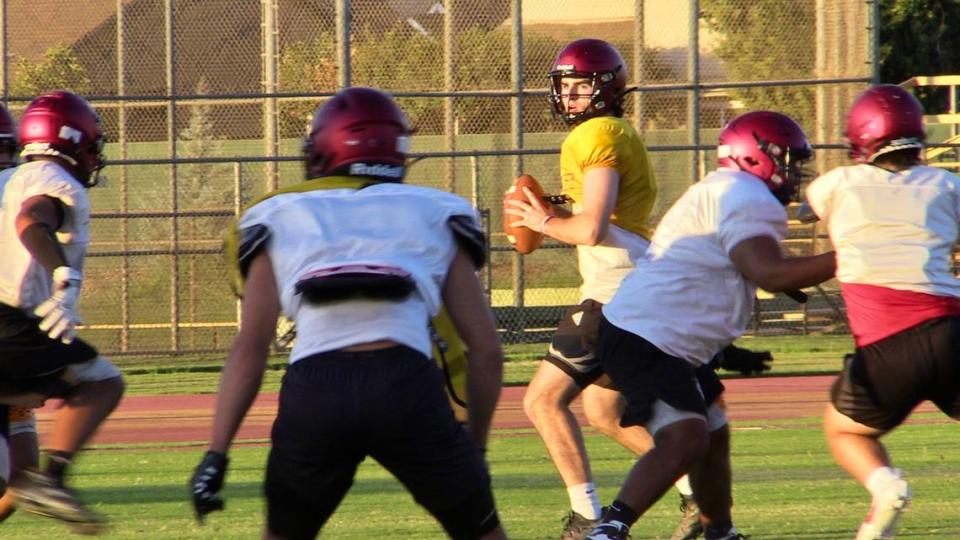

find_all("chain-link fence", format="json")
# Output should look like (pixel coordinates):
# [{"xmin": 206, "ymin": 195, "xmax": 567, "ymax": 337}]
[{"xmin": 0, "ymin": 0, "xmax": 878, "ymax": 358}]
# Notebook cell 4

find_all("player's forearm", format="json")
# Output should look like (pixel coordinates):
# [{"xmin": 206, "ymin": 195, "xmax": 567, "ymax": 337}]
[
  {"xmin": 17, "ymin": 222, "xmax": 69, "ymax": 272},
  {"xmin": 760, "ymin": 252, "xmax": 837, "ymax": 292},
  {"xmin": 542, "ymin": 212, "xmax": 609, "ymax": 246},
  {"xmin": 465, "ymin": 350, "xmax": 503, "ymax": 448},
  {"xmin": 208, "ymin": 345, "xmax": 268, "ymax": 453}
]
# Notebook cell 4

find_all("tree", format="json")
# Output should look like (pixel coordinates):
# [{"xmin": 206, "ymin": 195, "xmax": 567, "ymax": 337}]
[
  {"xmin": 278, "ymin": 32, "xmax": 337, "ymax": 137},
  {"xmin": 10, "ymin": 44, "xmax": 92, "ymax": 97},
  {"xmin": 879, "ymin": 0, "xmax": 960, "ymax": 111},
  {"xmin": 700, "ymin": 0, "xmax": 816, "ymax": 128}
]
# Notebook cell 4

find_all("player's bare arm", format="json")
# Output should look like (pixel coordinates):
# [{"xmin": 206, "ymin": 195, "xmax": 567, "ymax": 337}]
[
  {"xmin": 15, "ymin": 195, "xmax": 68, "ymax": 271},
  {"xmin": 730, "ymin": 235, "xmax": 836, "ymax": 292},
  {"xmin": 505, "ymin": 167, "xmax": 619, "ymax": 246},
  {"xmin": 442, "ymin": 247, "xmax": 504, "ymax": 448},
  {"xmin": 209, "ymin": 250, "xmax": 280, "ymax": 453}
]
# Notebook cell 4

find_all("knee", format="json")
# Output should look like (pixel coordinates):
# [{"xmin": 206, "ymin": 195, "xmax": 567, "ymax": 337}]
[
  {"xmin": 655, "ymin": 422, "xmax": 710, "ymax": 470},
  {"xmin": 522, "ymin": 386, "xmax": 565, "ymax": 424}
]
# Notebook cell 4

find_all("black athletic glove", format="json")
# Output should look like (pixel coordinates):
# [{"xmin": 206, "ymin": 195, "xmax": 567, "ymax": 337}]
[
  {"xmin": 191, "ymin": 450, "xmax": 228, "ymax": 523},
  {"xmin": 715, "ymin": 344, "xmax": 773, "ymax": 376}
]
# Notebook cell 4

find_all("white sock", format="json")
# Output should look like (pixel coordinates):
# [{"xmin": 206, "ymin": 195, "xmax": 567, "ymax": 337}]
[
  {"xmin": 865, "ymin": 466, "xmax": 900, "ymax": 498},
  {"xmin": 674, "ymin": 475, "xmax": 694, "ymax": 497},
  {"xmin": 567, "ymin": 482, "xmax": 602, "ymax": 519}
]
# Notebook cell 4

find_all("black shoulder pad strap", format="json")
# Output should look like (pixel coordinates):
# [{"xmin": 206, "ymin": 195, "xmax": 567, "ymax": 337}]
[
  {"xmin": 238, "ymin": 224, "xmax": 271, "ymax": 277},
  {"xmin": 447, "ymin": 214, "xmax": 486, "ymax": 269}
]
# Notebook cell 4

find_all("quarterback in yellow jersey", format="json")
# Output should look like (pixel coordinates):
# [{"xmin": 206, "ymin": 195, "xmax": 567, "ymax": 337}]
[{"xmin": 506, "ymin": 38, "xmax": 682, "ymax": 540}]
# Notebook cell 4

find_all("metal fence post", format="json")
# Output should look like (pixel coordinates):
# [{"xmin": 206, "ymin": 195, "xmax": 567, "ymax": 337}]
[
  {"xmin": 117, "ymin": 0, "xmax": 130, "ymax": 352},
  {"xmin": 510, "ymin": 0, "xmax": 525, "ymax": 312},
  {"xmin": 688, "ymin": 0, "xmax": 701, "ymax": 183},
  {"xmin": 166, "ymin": 0, "xmax": 180, "ymax": 351},
  {"xmin": 633, "ymin": 0, "xmax": 644, "ymax": 130},
  {"xmin": 234, "ymin": 162, "xmax": 242, "ymax": 325},
  {"xmin": 336, "ymin": 0, "xmax": 351, "ymax": 88},
  {"xmin": 868, "ymin": 0, "xmax": 880, "ymax": 85},
  {"xmin": 444, "ymin": 0, "xmax": 456, "ymax": 193},
  {"xmin": 263, "ymin": 0, "xmax": 279, "ymax": 191},
  {"xmin": 0, "ymin": 0, "xmax": 6, "ymax": 103}
]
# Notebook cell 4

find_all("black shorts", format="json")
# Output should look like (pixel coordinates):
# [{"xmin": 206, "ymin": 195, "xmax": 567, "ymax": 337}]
[
  {"xmin": 0, "ymin": 303, "xmax": 98, "ymax": 387},
  {"xmin": 544, "ymin": 299, "xmax": 605, "ymax": 387},
  {"xmin": 597, "ymin": 316, "xmax": 724, "ymax": 429},
  {"xmin": 831, "ymin": 316, "xmax": 960, "ymax": 431},
  {"xmin": 265, "ymin": 345, "xmax": 498, "ymax": 540}
]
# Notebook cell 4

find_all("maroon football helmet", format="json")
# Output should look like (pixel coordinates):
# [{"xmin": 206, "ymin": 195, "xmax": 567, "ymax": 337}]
[
  {"xmin": 549, "ymin": 39, "xmax": 628, "ymax": 125},
  {"xmin": 844, "ymin": 84, "xmax": 925, "ymax": 164},
  {"xmin": 304, "ymin": 87, "xmax": 413, "ymax": 182},
  {"xmin": 717, "ymin": 111, "xmax": 813, "ymax": 201},
  {"xmin": 18, "ymin": 91, "xmax": 106, "ymax": 187},
  {"xmin": 0, "ymin": 104, "xmax": 17, "ymax": 170}
]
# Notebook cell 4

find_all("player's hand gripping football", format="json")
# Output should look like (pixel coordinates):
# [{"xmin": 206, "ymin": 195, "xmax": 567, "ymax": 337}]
[
  {"xmin": 504, "ymin": 185, "xmax": 553, "ymax": 234},
  {"xmin": 190, "ymin": 450, "xmax": 229, "ymax": 523},
  {"xmin": 33, "ymin": 266, "xmax": 83, "ymax": 344}
]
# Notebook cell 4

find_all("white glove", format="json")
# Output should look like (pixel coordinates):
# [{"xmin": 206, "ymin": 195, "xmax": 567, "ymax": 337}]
[{"xmin": 33, "ymin": 266, "xmax": 83, "ymax": 344}]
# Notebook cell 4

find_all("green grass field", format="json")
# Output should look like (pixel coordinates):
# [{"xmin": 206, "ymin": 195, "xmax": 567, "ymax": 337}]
[
  {"xmin": 1, "ymin": 335, "xmax": 954, "ymax": 539},
  {"xmin": 0, "ymin": 421, "xmax": 957, "ymax": 539},
  {"xmin": 116, "ymin": 334, "xmax": 856, "ymax": 396}
]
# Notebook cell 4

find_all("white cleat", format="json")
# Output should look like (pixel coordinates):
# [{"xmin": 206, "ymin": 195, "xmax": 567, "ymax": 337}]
[{"xmin": 856, "ymin": 474, "xmax": 911, "ymax": 540}]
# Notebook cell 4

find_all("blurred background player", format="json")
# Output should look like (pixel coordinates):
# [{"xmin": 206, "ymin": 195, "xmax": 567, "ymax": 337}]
[
  {"xmin": 505, "ymin": 38, "xmax": 772, "ymax": 540},
  {"xmin": 807, "ymin": 85, "xmax": 960, "ymax": 540},
  {"xmin": 582, "ymin": 111, "xmax": 835, "ymax": 540},
  {"xmin": 191, "ymin": 87, "xmax": 507, "ymax": 540},
  {"xmin": 0, "ymin": 91, "xmax": 125, "ymax": 535}
]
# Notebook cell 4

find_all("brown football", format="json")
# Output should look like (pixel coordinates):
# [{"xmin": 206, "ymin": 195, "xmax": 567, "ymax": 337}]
[{"xmin": 503, "ymin": 174, "xmax": 546, "ymax": 254}]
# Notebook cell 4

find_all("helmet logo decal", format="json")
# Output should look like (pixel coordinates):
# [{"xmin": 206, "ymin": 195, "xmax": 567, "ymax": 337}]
[
  {"xmin": 348, "ymin": 162, "xmax": 404, "ymax": 179},
  {"xmin": 58, "ymin": 126, "xmax": 83, "ymax": 144},
  {"xmin": 556, "ymin": 64, "xmax": 574, "ymax": 70}
]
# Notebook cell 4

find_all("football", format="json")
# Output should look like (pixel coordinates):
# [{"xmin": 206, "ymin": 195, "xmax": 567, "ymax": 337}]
[{"xmin": 503, "ymin": 174, "xmax": 546, "ymax": 254}]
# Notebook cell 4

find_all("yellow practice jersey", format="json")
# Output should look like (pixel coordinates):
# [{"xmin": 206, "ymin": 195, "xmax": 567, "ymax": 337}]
[
  {"xmin": 224, "ymin": 176, "xmax": 470, "ymax": 421},
  {"xmin": 559, "ymin": 115, "xmax": 656, "ymax": 240}
]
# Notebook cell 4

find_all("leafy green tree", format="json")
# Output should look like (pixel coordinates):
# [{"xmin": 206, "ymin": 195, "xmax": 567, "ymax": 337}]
[
  {"xmin": 10, "ymin": 44, "xmax": 92, "ymax": 97},
  {"xmin": 278, "ymin": 33, "xmax": 337, "ymax": 137},
  {"xmin": 879, "ymin": 0, "xmax": 960, "ymax": 111},
  {"xmin": 700, "ymin": 0, "xmax": 815, "ymax": 128}
]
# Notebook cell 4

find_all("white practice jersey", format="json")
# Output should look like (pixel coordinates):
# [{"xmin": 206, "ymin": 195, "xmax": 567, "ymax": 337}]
[
  {"xmin": 805, "ymin": 164, "xmax": 960, "ymax": 296},
  {"xmin": 603, "ymin": 169, "xmax": 788, "ymax": 365},
  {"xmin": 237, "ymin": 182, "xmax": 483, "ymax": 363},
  {"xmin": 0, "ymin": 161, "xmax": 90, "ymax": 310},
  {"xmin": 575, "ymin": 216, "xmax": 650, "ymax": 303}
]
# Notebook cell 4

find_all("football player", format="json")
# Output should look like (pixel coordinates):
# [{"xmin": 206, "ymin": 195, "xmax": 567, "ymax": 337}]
[
  {"xmin": 0, "ymin": 91, "xmax": 124, "ymax": 534},
  {"xmin": 191, "ymin": 87, "xmax": 507, "ymax": 540},
  {"xmin": 582, "ymin": 111, "xmax": 835, "ymax": 540},
  {"xmin": 809, "ymin": 85, "xmax": 960, "ymax": 540},
  {"xmin": 504, "ymin": 38, "xmax": 772, "ymax": 540}
]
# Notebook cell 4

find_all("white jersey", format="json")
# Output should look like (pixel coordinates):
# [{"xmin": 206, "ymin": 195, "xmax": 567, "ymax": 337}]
[
  {"xmin": 0, "ymin": 161, "xmax": 90, "ymax": 310},
  {"xmin": 805, "ymin": 164, "xmax": 960, "ymax": 297},
  {"xmin": 237, "ymin": 182, "xmax": 482, "ymax": 363},
  {"xmin": 576, "ymin": 218, "xmax": 650, "ymax": 303},
  {"xmin": 603, "ymin": 169, "xmax": 788, "ymax": 365}
]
